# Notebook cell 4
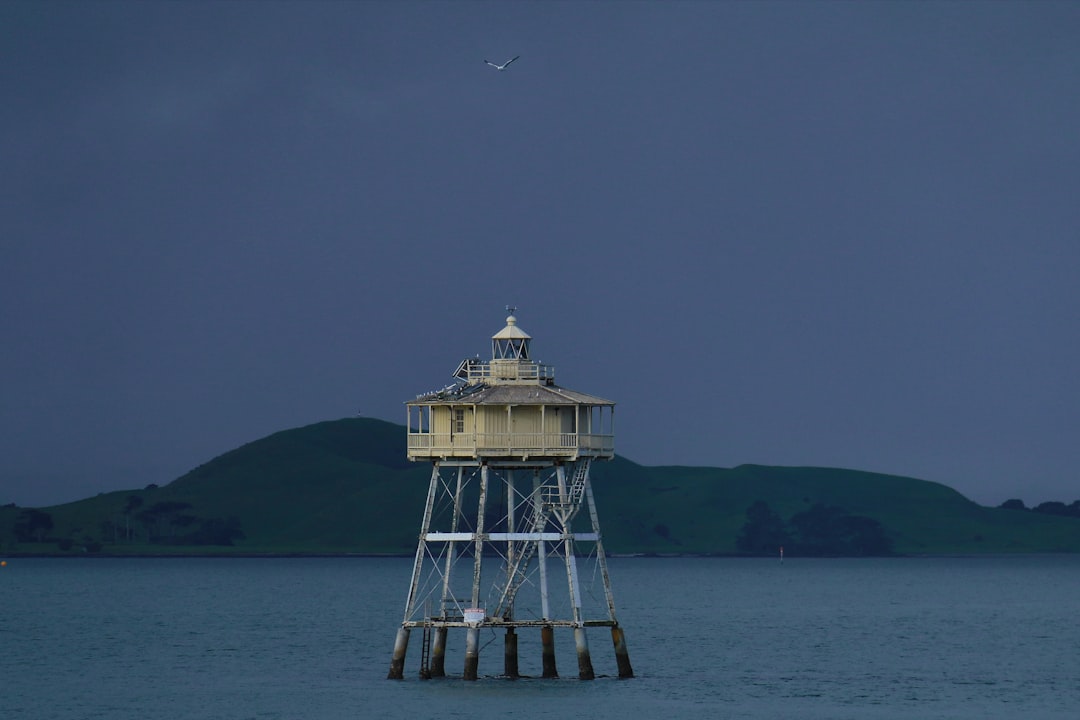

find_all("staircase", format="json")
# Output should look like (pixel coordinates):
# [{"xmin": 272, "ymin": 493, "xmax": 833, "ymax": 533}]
[{"xmin": 492, "ymin": 459, "xmax": 591, "ymax": 618}]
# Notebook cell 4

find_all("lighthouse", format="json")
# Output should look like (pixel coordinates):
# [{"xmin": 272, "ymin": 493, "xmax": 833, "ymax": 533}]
[{"xmin": 387, "ymin": 310, "xmax": 633, "ymax": 681}]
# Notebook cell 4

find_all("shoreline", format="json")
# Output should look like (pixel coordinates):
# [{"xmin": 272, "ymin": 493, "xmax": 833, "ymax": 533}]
[{"xmin": 4, "ymin": 550, "xmax": 1077, "ymax": 559}]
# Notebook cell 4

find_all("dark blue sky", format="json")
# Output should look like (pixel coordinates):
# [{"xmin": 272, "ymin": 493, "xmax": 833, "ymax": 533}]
[{"xmin": 3, "ymin": 1, "xmax": 1078, "ymax": 508}]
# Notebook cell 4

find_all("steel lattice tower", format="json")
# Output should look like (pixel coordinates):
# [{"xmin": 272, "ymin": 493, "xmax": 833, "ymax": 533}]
[{"xmin": 388, "ymin": 312, "xmax": 633, "ymax": 681}]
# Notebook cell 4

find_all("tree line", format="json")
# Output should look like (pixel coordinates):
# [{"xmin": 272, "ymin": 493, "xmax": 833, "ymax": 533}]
[
  {"xmin": 998, "ymin": 498, "xmax": 1080, "ymax": 518},
  {"xmin": 735, "ymin": 500, "xmax": 894, "ymax": 556},
  {"xmin": 6, "ymin": 496, "xmax": 244, "ymax": 552}
]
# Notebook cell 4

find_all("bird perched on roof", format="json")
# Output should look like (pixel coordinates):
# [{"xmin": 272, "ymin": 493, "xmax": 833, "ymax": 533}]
[{"xmin": 485, "ymin": 56, "xmax": 519, "ymax": 71}]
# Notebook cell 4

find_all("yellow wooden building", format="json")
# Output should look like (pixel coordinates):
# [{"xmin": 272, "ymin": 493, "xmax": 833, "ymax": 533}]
[{"xmin": 406, "ymin": 313, "xmax": 615, "ymax": 463}]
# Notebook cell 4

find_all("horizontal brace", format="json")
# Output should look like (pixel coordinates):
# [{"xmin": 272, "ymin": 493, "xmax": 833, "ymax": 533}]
[
  {"xmin": 423, "ymin": 532, "xmax": 599, "ymax": 542},
  {"xmin": 491, "ymin": 532, "xmax": 598, "ymax": 542},
  {"xmin": 404, "ymin": 619, "xmax": 617, "ymax": 629},
  {"xmin": 423, "ymin": 532, "xmax": 474, "ymax": 541}
]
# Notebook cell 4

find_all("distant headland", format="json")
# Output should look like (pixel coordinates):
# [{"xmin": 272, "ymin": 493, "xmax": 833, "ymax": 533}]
[{"xmin": 3, "ymin": 418, "xmax": 1079, "ymax": 556}]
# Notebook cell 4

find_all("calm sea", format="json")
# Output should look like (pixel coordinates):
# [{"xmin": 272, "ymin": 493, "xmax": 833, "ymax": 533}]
[{"xmin": 2, "ymin": 556, "xmax": 1078, "ymax": 719}]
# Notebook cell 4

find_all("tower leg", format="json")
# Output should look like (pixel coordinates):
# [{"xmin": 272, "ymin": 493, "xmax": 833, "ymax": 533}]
[
  {"xmin": 541, "ymin": 625, "xmax": 558, "ymax": 678},
  {"xmin": 574, "ymin": 626, "xmax": 595, "ymax": 680},
  {"xmin": 388, "ymin": 627, "xmax": 410, "ymax": 680},
  {"xmin": 464, "ymin": 465, "xmax": 488, "ymax": 682},
  {"xmin": 464, "ymin": 627, "xmax": 480, "ymax": 680},
  {"xmin": 389, "ymin": 464, "xmax": 440, "ymax": 680},
  {"xmin": 430, "ymin": 627, "xmax": 447, "ymax": 677},
  {"xmin": 504, "ymin": 628, "xmax": 519, "ymax": 679},
  {"xmin": 611, "ymin": 625, "xmax": 634, "ymax": 678}
]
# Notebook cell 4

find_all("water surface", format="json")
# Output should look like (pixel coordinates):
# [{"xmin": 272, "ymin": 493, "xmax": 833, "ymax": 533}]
[{"xmin": 3, "ymin": 556, "xmax": 1078, "ymax": 719}]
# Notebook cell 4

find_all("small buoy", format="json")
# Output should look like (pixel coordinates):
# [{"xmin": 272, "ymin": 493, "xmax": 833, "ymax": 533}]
[{"xmin": 1, "ymin": 560, "xmax": 7, "ymax": 567}]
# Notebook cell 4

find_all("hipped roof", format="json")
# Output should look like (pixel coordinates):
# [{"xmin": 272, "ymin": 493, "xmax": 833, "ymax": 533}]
[{"xmin": 410, "ymin": 383, "xmax": 613, "ymax": 407}]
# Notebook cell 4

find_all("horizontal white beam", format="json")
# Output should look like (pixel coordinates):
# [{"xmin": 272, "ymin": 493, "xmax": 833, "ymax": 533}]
[{"xmin": 424, "ymin": 532, "xmax": 598, "ymax": 542}]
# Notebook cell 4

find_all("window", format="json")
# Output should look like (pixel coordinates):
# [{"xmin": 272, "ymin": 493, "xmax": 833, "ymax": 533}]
[
  {"xmin": 492, "ymin": 338, "xmax": 530, "ymax": 359},
  {"xmin": 454, "ymin": 408, "xmax": 465, "ymax": 434}
]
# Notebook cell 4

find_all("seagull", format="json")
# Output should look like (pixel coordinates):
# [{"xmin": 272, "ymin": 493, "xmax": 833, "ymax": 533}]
[{"xmin": 484, "ymin": 56, "xmax": 519, "ymax": 71}]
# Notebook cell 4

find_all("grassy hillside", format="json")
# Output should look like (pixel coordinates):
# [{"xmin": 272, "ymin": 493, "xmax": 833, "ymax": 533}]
[
  {"xmin": 590, "ymin": 461, "xmax": 1080, "ymax": 554},
  {"xmin": 3, "ymin": 417, "xmax": 1080, "ymax": 555}
]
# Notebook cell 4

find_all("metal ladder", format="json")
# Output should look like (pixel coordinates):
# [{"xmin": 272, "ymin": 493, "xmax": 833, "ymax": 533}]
[
  {"xmin": 492, "ymin": 489, "xmax": 550, "ymax": 618},
  {"xmin": 419, "ymin": 601, "xmax": 432, "ymax": 679},
  {"xmin": 492, "ymin": 459, "xmax": 590, "ymax": 618}
]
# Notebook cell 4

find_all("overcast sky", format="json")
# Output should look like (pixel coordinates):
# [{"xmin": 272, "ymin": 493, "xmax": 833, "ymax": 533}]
[{"xmin": 3, "ymin": 0, "xmax": 1078, "ymax": 508}]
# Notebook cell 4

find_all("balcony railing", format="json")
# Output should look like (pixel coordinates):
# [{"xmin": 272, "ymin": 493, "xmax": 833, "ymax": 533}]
[
  {"xmin": 457, "ymin": 360, "xmax": 555, "ymax": 384},
  {"xmin": 407, "ymin": 431, "xmax": 614, "ymax": 459}
]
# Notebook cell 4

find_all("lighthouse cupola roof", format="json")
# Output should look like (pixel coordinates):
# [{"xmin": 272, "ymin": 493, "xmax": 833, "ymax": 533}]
[{"xmin": 492, "ymin": 311, "xmax": 531, "ymax": 361}]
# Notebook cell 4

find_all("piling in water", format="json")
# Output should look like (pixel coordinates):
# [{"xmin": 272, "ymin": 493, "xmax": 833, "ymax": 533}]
[
  {"xmin": 430, "ymin": 627, "xmax": 447, "ymax": 677},
  {"xmin": 574, "ymin": 626, "xmax": 595, "ymax": 680},
  {"xmin": 541, "ymin": 625, "xmax": 558, "ymax": 678},
  {"xmin": 388, "ymin": 627, "xmax": 410, "ymax": 680},
  {"xmin": 464, "ymin": 627, "xmax": 480, "ymax": 681},
  {"xmin": 504, "ymin": 628, "xmax": 519, "ymax": 678},
  {"xmin": 611, "ymin": 625, "xmax": 634, "ymax": 678}
]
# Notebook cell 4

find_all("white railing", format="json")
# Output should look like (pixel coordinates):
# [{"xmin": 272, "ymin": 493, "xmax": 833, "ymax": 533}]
[
  {"xmin": 407, "ymin": 432, "xmax": 614, "ymax": 457},
  {"xmin": 460, "ymin": 361, "xmax": 555, "ymax": 383}
]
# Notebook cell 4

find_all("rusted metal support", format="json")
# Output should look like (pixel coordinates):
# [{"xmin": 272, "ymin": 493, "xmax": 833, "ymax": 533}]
[
  {"xmin": 574, "ymin": 626, "xmax": 595, "ymax": 680},
  {"xmin": 611, "ymin": 625, "xmax": 634, "ymax": 678},
  {"xmin": 541, "ymin": 625, "xmax": 558, "ymax": 678},
  {"xmin": 439, "ymin": 467, "xmax": 465, "ymax": 622},
  {"xmin": 430, "ymin": 627, "xmax": 447, "ymax": 677},
  {"xmin": 390, "ymin": 464, "xmax": 439, "ymax": 679},
  {"xmin": 388, "ymin": 626, "xmax": 410, "ymax": 680},
  {"xmin": 471, "ymin": 466, "xmax": 489, "ymax": 611},
  {"xmin": 461, "ymin": 464, "xmax": 489, "ymax": 682},
  {"xmin": 584, "ymin": 480, "xmax": 618, "ymax": 619},
  {"xmin": 564, "ymin": 532, "xmax": 594, "ymax": 680},
  {"xmin": 464, "ymin": 626, "xmax": 480, "ymax": 681},
  {"xmin": 504, "ymin": 628, "xmax": 519, "ymax": 679},
  {"xmin": 506, "ymin": 469, "xmax": 516, "ymax": 582}
]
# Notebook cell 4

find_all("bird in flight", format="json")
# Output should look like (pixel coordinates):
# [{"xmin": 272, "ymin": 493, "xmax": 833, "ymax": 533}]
[{"xmin": 485, "ymin": 56, "xmax": 519, "ymax": 71}]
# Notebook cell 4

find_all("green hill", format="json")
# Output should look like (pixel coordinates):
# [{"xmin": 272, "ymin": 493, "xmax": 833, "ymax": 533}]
[{"xmin": 3, "ymin": 417, "xmax": 1079, "ymax": 555}]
